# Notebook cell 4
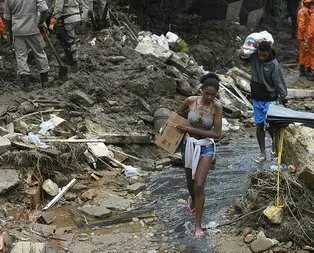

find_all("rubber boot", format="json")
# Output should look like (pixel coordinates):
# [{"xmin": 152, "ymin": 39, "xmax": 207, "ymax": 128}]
[
  {"xmin": 299, "ymin": 65, "xmax": 306, "ymax": 77},
  {"xmin": 20, "ymin": 74, "xmax": 31, "ymax": 92},
  {"xmin": 70, "ymin": 60, "xmax": 79, "ymax": 73},
  {"xmin": 40, "ymin": 72, "xmax": 49, "ymax": 83},
  {"xmin": 307, "ymin": 70, "xmax": 314, "ymax": 81},
  {"xmin": 306, "ymin": 67, "xmax": 312, "ymax": 76},
  {"xmin": 40, "ymin": 71, "xmax": 51, "ymax": 87}
]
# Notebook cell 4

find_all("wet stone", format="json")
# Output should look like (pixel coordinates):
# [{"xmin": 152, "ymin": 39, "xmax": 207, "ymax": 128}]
[
  {"xmin": 69, "ymin": 90, "xmax": 95, "ymax": 107},
  {"xmin": 126, "ymin": 182, "xmax": 146, "ymax": 194},
  {"xmin": 0, "ymin": 169, "xmax": 20, "ymax": 194},
  {"xmin": 244, "ymin": 234, "xmax": 255, "ymax": 244},
  {"xmin": 81, "ymin": 189, "xmax": 97, "ymax": 200},
  {"xmin": 250, "ymin": 238, "xmax": 274, "ymax": 253},
  {"xmin": 94, "ymin": 195, "xmax": 132, "ymax": 211},
  {"xmin": 11, "ymin": 241, "xmax": 46, "ymax": 253},
  {"xmin": 0, "ymin": 137, "xmax": 11, "ymax": 152},
  {"xmin": 78, "ymin": 206, "xmax": 111, "ymax": 219}
]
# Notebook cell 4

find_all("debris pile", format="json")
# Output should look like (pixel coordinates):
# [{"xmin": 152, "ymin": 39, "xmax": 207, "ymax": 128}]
[{"xmin": 233, "ymin": 170, "xmax": 314, "ymax": 248}]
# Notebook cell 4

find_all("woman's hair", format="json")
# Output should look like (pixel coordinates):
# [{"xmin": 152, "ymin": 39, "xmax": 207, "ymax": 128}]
[
  {"xmin": 200, "ymin": 73, "xmax": 220, "ymax": 91},
  {"xmin": 258, "ymin": 41, "xmax": 272, "ymax": 52}
]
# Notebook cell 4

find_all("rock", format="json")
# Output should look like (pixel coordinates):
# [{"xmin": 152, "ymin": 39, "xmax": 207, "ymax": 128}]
[
  {"xmin": 0, "ymin": 169, "xmax": 20, "ymax": 194},
  {"xmin": 153, "ymin": 76, "xmax": 177, "ymax": 96},
  {"xmin": 155, "ymin": 158, "xmax": 172, "ymax": 167},
  {"xmin": 283, "ymin": 241, "xmax": 293, "ymax": 248},
  {"xmin": 42, "ymin": 179, "xmax": 59, "ymax": 196},
  {"xmin": 242, "ymin": 227, "xmax": 253, "ymax": 237},
  {"xmin": 303, "ymin": 245, "xmax": 314, "ymax": 251},
  {"xmin": 78, "ymin": 205, "xmax": 111, "ymax": 219},
  {"xmin": 272, "ymin": 246, "xmax": 288, "ymax": 252},
  {"xmin": 250, "ymin": 238, "xmax": 274, "ymax": 253},
  {"xmin": 52, "ymin": 172, "xmax": 69, "ymax": 187},
  {"xmin": 71, "ymin": 183, "xmax": 88, "ymax": 191},
  {"xmin": 284, "ymin": 124, "xmax": 314, "ymax": 175},
  {"xmin": 94, "ymin": 194, "xmax": 132, "ymax": 211},
  {"xmin": 11, "ymin": 241, "xmax": 46, "ymax": 253},
  {"xmin": 127, "ymin": 176, "xmax": 139, "ymax": 185},
  {"xmin": 14, "ymin": 120, "xmax": 29, "ymax": 135},
  {"xmin": 69, "ymin": 90, "xmax": 95, "ymax": 107},
  {"xmin": 297, "ymin": 250, "xmax": 311, "ymax": 253},
  {"xmin": 107, "ymin": 56, "xmax": 126, "ymax": 63},
  {"xmin": 121, "ymin": 45, "xmax": 143, "ymax": 60},
  {"xmin": 64, "ymin": 193, "xmax": 77, "ymax": 201},
  {"xmin": 126, "ymin": 182, "xmax": 146, "ymax": 194},
  {"xmin": 11, "ymin": 241, "xmax": 32, "ymax": 253},
  {"xmin": 132, "ymin": 217, "xmax": 139, "ymax": 222},
  {"xmin": 256, "ymin": 231, "xmax": 266, "ymax": 239},
  {"xmin": 2, "ymin": 231, "xmax": 12, "ymax": 247},
  {"xmin": 0, "ymin": 137, "xmax": 11, "ymax": 152},
  {"xmin": 244, "ymin": 234, "xmax": 255, "ymax": 244},
  {"xmin": 81, "ymin": 189, "xmax": 97, "ymax": 200},
  {"xmin": 18, "ymin": 101, "xmax": 35, "ymax": 114},
  {"xmin": 135, "ymin": 41, "xmax": 172, "ymax": 60},
  {"xmin": 176, "ymin": 79, "xmax": 195, "ymax": 96},
  {"xmin": 298, "ymin": 168, "xmax": 314, "ymax": 190},
  {"xmin": 143, "ymin": 218, "xmax": 155, "ymax": 224}
]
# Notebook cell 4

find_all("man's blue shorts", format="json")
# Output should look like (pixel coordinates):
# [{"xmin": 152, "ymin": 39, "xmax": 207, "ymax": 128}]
[{"xmin": 253, "ymin": 99, "xmax": 277, "ymax": 125}]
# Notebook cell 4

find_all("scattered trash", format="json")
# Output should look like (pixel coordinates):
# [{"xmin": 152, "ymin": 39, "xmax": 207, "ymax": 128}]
[
  {"xmin": 124, "ymin": 166, "xmax": 141, "ymax": 177},
  {"xmin": 28, "ymin": 132, "xmax": 49, "ymax": 149},
  {"xmin": 89, "ymin": 38, "xmax": 96, "ymax": 46}
]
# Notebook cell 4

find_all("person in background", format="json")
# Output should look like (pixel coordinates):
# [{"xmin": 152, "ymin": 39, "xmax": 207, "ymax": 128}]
[
  {"xmin": 49, "ymin": 0, "xmax": 80, "ymax": 72},
  {"xmin": 81, "ymin": 0, "xmax": 108, "ymax": 31},
  {"xmin": 4, "ymin": 0, "xmax": 50, "ymax": 91},
  {"xmin": 176, "ymin": 73, "xmax": 223, "ymax": 238},
  {"xmin": 297, "ymin": 0, "xmax": 312, "ymax": 77},
  {"xmin": 0, "ymin": 15, "xmax": 5, "ymax": 39},
  {"xmin": 305, "ymin": 0, "xmax": 314, "ymax": 81},
  {"xmin": 239, "ymin": 41, "xmax": 288, "ymax": 163},
  {"xmin": 276, "ymin": 0, "xmax": 300, "ymax": 38}
]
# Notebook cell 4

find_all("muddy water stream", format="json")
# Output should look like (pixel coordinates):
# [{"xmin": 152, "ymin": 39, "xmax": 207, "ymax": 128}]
[{"xmin": 148, "ymin": 137, "xmax": 273, "ymax": 252}]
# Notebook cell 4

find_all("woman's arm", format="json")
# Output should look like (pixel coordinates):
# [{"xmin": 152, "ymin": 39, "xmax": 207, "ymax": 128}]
[
  {"xmin": 176, "ymin": 96, "xmax": 196, "ymax": 117},
  {"xmin": 176, "ymin": 101, "xmax": 223, "ymax": 139}
]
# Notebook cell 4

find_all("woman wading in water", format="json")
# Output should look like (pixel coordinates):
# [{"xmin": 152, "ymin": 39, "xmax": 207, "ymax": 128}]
[{"xmin": 176, "ymin": 73, "xmax": 223, "ymax": 238}]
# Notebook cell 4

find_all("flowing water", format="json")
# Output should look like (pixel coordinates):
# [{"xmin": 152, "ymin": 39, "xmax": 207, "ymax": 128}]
[{"xmin": 148, "ymin": 137, "xmax": 273, "ymax": 252}]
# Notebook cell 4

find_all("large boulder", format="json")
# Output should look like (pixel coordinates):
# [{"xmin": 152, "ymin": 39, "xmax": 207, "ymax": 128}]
[{"xmin": 283, "ymin": 124, "xmax": 314, "ymax": 174}]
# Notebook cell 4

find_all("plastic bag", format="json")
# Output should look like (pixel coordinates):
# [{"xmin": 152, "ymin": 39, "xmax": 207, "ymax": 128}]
[
  {"xmin": 124, "ymin": 165, "xmax": 141, "ymax": 177},
  {"xmin": 241, "ymin": 31, "xmax": 274, "ymax": 58},
  {"xmin": 28, "ymin": 132, "xmax": 49, "ymax": 149}
]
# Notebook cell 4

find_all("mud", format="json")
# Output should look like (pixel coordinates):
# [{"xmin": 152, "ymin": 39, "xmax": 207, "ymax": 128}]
[{"xmin": 0, "ymin": 2, "xmax": 313, "ymax": 252}]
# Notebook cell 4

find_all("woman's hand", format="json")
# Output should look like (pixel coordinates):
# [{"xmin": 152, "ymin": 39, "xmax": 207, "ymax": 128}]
[{"xmin": 175, "ymin": 125, "xmax": 191, "ymax": 134}]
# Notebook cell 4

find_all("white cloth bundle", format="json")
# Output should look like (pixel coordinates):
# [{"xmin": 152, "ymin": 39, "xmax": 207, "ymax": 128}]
[{"xmin": 184, "ymin": 134, "xmax": 215, "ymax": 179}]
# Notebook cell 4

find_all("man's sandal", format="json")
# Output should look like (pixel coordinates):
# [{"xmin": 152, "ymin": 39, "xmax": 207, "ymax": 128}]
[{"xmin": 254, "ymin": 156, "xmax": 266, "ymax": 163}]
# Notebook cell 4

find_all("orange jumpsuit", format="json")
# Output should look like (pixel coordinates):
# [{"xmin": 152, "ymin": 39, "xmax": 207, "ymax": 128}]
[
  {"xmin": 298, "ymin": 5, "xmax": 311, "ymax": 67},
  {"xmin": 307, "ymin": 5, "xmax": 314, "ymax": 71},
  {"xmin": 0, "ymin": 16, "xmax": 5, "ymax": 36}
]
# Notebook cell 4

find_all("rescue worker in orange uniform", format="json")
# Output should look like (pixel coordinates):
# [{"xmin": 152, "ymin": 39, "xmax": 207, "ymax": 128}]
[
  {"xmin": 0, "ymin": 16, "xmax": 5, "ymax": 38},
  {"xmin": 306, "ymin": 0, "xmax": 314, "ymax": 80},
  {"xmin": 298, "ymin": 0, "xmax": 312, "ymax": 76}
]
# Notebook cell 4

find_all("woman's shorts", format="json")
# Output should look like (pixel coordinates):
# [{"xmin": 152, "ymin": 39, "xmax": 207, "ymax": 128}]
[{"xmin": 181, "ymin": 140, "xmax": 215, "ymax": 160}]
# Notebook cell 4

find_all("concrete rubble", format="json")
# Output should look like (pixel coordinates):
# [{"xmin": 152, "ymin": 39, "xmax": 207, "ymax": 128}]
[{"xmin": 0, "ymin": 2, "xmax": 313, "ymax": 253}]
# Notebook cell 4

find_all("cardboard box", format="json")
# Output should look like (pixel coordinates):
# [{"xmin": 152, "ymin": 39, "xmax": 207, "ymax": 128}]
[{"xmin": 155, "ymin": 111, "xmax": 189, "ymax": 155}]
